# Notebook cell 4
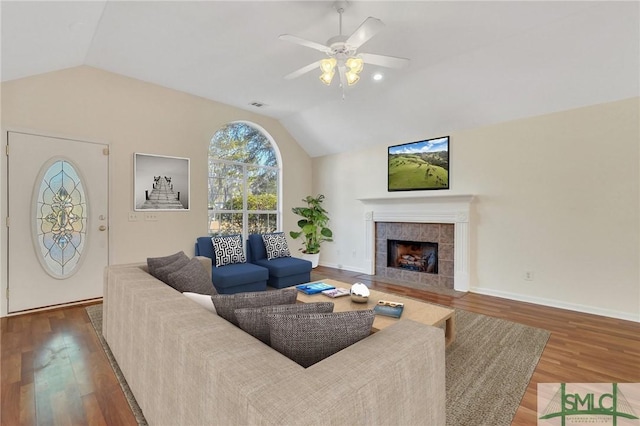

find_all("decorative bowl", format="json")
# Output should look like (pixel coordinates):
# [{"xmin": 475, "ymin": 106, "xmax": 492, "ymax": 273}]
[{"xmin": 350, "ymin": 282, "xmax": 370, "ymax": 303}]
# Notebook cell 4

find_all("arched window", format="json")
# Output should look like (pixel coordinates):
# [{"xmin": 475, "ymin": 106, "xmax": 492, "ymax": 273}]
[{"xmin": 208, "ymin": 122, "xmax": 281, "ymax": 239}]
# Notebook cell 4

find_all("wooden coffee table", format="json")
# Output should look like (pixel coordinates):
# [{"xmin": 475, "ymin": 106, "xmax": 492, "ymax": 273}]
[{"xmin": 296, "ymin": 279, "xmax": 456, "ymax": 347}]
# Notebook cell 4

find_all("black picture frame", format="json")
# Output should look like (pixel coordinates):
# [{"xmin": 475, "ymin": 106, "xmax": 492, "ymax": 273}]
[{"xmin": 388, "ymin": 136, "xmax": 450, "ymax": 191}]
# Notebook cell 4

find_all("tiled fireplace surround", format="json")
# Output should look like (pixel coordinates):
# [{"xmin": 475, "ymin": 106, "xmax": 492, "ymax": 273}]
[
  {"xmin": 376, "ymin": 222, "xmax": 455, "ymax": 290},
  {"xmin": 359, "ymin": 195, "xmax": 473, "ymax": 292}
]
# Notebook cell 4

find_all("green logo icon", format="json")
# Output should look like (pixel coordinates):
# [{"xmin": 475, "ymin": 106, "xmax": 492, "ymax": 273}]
[{"xmin": 539, "ymin": 383, "xmax": 639, "ymax": 425}]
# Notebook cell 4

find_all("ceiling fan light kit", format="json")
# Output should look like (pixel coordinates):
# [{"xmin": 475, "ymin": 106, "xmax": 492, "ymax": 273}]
[
  {"xmin": 280, "ymin": 1, "xmax": 409, "ymax": 94},
  {"xmin": 320, "ymin": 56, "xmax": 363, "ymax": 86},
  {"xmin": 319, "ymin": 57, "xmax": 337, "ymax": 85}
]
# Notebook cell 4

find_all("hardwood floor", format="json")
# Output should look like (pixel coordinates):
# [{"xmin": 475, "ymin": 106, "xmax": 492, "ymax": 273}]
[
  {"xmin": 2, "ymin": 266, "xmax": 639, "ymax": 425},
  {"xmin": 1, "ymin": 302, "xmax": 137, "ymax": 426}
]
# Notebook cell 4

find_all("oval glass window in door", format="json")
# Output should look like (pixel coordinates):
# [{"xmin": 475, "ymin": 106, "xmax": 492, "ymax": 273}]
[{"xmin": 33, "ymin": 159, "xmax": 88, "ymax": 278}]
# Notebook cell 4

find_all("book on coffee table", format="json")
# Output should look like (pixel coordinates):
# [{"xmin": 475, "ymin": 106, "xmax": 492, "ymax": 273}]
[
  {"xmin": 296, "ymin": 282, "xmax": 335, "ymax": 295},
  {"xmin": 321, "ymin": 287, "xmax": 350, "ymax": 298},
  {"xmin": 373, "ymin": 300, "xmax": 404, "ymax": 318}
]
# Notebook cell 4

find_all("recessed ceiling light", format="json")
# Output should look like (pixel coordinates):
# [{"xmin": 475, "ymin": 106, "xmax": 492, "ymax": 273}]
[{"xmin": 372, "ymin": 73, "xmax": 384, "ymax": 81}]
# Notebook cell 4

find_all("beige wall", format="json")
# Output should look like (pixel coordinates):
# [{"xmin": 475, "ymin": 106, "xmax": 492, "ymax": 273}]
[
  {"xmin": 2, "ymin": 65, "xmax": 638, "ymax": 321},
  {"xmin": 313, "ymin": 98, "xmax": 639, "ymax": 321},
  {"xmin": 0, "ymin": 66, "xmax": 312, "ymax": 316}
]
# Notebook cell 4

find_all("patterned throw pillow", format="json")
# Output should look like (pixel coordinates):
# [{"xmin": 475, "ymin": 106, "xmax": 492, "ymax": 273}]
[
  {"xmin": 211, "ymin": 288, "xmax": 297, "ymax": 326},
  {"xmin": 262, "ymin": 232, "xmax": 291, "ymax": 260},
  {"xmin": 211, "ymin": 235, "xmax": 246, "ymax": 267},
  {"xmin": 266, "ymin": 310, "xmax": 375, "ymax": 368},
  {"xmin": 166, "ymin": 258, "xmax": 217, "ymax": 295},
  {"xmin": 235, "ymin": 302, "xmax": 334, "ymax": 344},
  {"xmin": 147, "ymin": 251, "xmax": 188, "ymax": 276}
]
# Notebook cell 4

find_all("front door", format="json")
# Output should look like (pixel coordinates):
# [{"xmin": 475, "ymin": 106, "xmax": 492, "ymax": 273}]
[{"xmin": 6, "ymin": 131, "xmax": 109, "ymax": 313}]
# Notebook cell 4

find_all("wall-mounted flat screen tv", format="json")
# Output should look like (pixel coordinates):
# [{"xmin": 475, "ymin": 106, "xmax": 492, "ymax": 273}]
[{"xmin": 388, "ymin": 136, "xmax": 449, "ymax": 191}]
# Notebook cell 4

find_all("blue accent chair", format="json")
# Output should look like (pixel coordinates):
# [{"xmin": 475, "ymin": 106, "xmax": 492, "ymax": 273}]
[
  {"xmin": 246, "ymin": 234, "xmax": 312, "ymax": 289},
  {"xmin": 195, "ymin": 236, "xmax": 268, "ymax": 294}
]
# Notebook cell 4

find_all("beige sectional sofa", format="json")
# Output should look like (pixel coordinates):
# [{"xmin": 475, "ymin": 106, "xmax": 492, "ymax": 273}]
[{"xmin": 103, "ymin": 260, "xmax": 446, "ymax": 425}]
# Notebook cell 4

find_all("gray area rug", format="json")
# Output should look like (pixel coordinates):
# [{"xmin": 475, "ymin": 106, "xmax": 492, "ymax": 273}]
[
  {"xmin": 86, "ymin": 304, "xmax": 549, "ymax": 426},
  {"xmin": 445, "ymin": 309, "xmax": 549, "ymax": 425}
]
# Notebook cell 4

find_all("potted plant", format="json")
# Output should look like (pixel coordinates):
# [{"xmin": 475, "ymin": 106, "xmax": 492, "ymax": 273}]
[{"xmin": 289, "ymin": 194, "xmax": 333, "ymax": 268}]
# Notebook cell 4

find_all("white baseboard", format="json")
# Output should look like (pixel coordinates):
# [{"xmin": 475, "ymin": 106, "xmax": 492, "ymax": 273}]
[
  {"xmin": 317, "ymin": 261, "xmax": 369, "ymax": 275},
  {"xmin": 470, "ymin": 286, "xmax": 639, "ymax": 323}
]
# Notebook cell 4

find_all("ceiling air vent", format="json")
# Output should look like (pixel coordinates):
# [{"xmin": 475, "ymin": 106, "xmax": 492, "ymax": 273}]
[{"xmin": 249, "ymin": 101, "xmax": 267, "ymax": 108}]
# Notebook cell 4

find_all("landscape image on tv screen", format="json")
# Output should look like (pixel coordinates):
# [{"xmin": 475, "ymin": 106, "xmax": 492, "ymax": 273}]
[{"xmin": 388, "ymin": 136, "xmax": 449, "ymax": 191}]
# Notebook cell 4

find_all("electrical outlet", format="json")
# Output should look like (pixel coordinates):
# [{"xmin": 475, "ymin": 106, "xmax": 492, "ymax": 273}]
[
  {"xmin": 128, "ymin": 212, "xmax": 140, "ymax": 222},
  {"xmin": 144, "ymin": 212, "xmax": 158, "ymax": 221},
  {"xmin": 524, "ymin": 271, "xmax": 534, "ymax": 281}
]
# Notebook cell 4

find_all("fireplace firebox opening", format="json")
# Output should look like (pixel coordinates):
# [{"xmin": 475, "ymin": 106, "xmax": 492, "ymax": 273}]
[{"xmin": 387, "ymin": 239, "xmax": 438, "ymax": 274}]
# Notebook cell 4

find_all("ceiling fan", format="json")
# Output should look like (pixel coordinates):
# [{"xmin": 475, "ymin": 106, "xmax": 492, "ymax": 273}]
[{"xmin": 279, "ymin": 1, "xmax": 410, "ymax": 90}]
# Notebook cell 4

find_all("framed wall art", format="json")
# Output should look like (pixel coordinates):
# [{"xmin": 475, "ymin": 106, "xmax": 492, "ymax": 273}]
[
  {"xmin": 134, "ymin": 153, "xmax": 190, "ymax": 211},
  {"xmin": 388, "ymin": 136, "xmax": 449, "ymax": 191}
]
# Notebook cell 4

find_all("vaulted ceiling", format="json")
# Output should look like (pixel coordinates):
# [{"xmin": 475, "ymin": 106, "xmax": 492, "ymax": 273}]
[{"xmin": 2, "ymin": 1, "xmax": 638, "ymax": 157}]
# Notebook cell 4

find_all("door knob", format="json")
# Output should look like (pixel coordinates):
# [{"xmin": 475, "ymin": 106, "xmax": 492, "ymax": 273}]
[{"xmin": 98, "ymin": 225, "xmax": 107, "ymax": 231}]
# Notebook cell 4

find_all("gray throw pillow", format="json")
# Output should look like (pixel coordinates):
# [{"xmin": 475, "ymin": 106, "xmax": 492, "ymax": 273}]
[
  {"xmin": 147, "ymin": 251, "xmax": 188, "ymax": 276},
  {"xmin": 153, "ymin": 256, "xmax": 190, "ymax": 283},
  {"xmin": 235, "ymin": 302, "xmax": 334, "ymax": 344},
  {"xmin": 262, "ymin": 232, "xmax": 291, "ymax": 260},
  {"xmin": 211, "ymin": 235, "xmax": 246, "ymax": 267},
  {"xmin": 166, "ymin": 258, "xmax": 217, "ymax": 295},
  {"xmin": 266, "ymin": 310, "xmax": 375, "ymax": 368},
  {"xmin": 211, "ymin": 288, "xmax": 297, "ymax": 326}
]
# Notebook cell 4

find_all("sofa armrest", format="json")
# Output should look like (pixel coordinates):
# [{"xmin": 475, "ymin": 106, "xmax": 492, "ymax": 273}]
[{"xmin": 246, "ymin": 320, "xmax": 446, "ymax": 425}]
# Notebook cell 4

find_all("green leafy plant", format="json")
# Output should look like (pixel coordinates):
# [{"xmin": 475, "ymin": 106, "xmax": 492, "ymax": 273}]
[{"xmin": 289, "ymin": 194, "xmax": 333, "ymax": 254}]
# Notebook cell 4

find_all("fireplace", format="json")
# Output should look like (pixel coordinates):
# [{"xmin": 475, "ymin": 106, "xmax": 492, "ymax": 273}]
[
  {"xmin": 376, "ymin": 222, "xmax": 452, "ymax": 289},
  {"xmin": 358, "ymin": 194, "xmax": 473, "ymax": 292},
  {"xmin": 387, "ymin": 239, "xmax": 438, "ymax": 273}
]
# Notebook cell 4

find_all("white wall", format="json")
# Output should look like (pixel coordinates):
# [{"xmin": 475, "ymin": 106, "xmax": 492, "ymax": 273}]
[
  {"xmin": 0, "ymin": 66, "xmax": 313, "ymax": 317},
  {"xmin": 313, "ymin": 98, "xmax": 639, "ymax": 321}
]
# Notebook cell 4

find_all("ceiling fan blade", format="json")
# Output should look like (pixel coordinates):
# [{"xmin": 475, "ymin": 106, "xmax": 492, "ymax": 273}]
[
  {"xmin": 284, "ymin": 60, "xmax": 322, "ymax": 80},
  {"xmin": 279, "ymin": 34, "xmax": 331, "ymax": 53},
  {"xmin": 346, "ymin": 17, "xmax": 384, "ymax": 50},
  {"xmin": 360, "ymin": 53, "xmax": 410, "ymax": 69}
]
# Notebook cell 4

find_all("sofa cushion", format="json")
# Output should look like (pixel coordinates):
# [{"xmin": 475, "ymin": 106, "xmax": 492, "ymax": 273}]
[
  {"xmin": 166, "ymin": 258, "xmax": 217, "ymax": 295},
  {"xmin": 262, "ymin": 232, "xmax": 291, "ymax": 260},
  {"xmin": 211, "ymin": 288, "xmax": 297, "ymax": 326},
  {"xmin": 247, "ymin": 234, "xmax": 268, "ymax": 261},
  {"xmin": 235, "ymin": 302, "xmax": 334, "ymax": 344},
  {"xmin": 212, "ymin": 235, "xmax": 246, "ymax": 267},
  {"xmin": 195, "ymin": 237, "xmax": 215, "ymax": 259},
  {"xmin": 211, "ymin": 262, "xmax": 269, "ymax": 289},
  {"xmin": 266, "ymin": 310, "xmax": 375, "ymax": 368},
  {"xmin": 252, "ymin": 257, "xmax": 312, "ymax": 278},
  {"xmin": 183, "ymin": 292, "xmax": 217, "ymax": 313},
  {"xmin": 147, "ymin": 251, "xmax": 188, "ymax": 276},
  {"xmin": 153, "ymin": 255, "xmax": 190, "ymax": 283}
]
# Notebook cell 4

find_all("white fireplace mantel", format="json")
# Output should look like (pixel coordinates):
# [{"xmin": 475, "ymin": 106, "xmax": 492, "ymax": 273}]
[{"xmin": 358, "ymin": 194, "xmax": 474, "ymax": 292}]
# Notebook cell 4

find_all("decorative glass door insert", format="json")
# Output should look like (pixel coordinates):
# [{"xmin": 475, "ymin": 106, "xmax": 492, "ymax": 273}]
[{"xmin": 33, "ymin": 159, "xmax": 88, "ymax": 278}]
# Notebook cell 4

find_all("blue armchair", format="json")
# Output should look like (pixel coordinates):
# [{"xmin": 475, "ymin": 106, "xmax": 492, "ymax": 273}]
[
  {"xmin": 195, "ymin": 236, "xmax": 268, "ymax": 294},
  {"xmin": 246, "ymin": 233, "xmax": 312, "ymax": 289}
]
